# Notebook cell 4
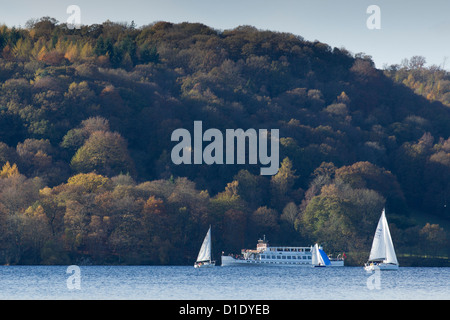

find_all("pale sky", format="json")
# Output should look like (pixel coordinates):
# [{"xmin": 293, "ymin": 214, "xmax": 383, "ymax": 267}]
[{"xmin": 1, "ymin": 0, "xmax": 449, "ymax": 69}]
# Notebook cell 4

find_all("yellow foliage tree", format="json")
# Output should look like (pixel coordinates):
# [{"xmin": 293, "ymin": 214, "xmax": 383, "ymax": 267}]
[
  {"xmin": 79, "ymin": 42, "xmax": 94, "ymax": 60},
  {"xmin": 37, "ymin": 46, "xmax": 48, "ymax": 61},
  {"xmin": 64, "ymin": 43, "xmax": 79, "ymax": 62},
  {"xmin": 13, "ymin": 38, "xmax": 32, "ymax": 61},
  {"xmin": 67, "ymin": 172, "xmax": 111, "ymax": 193},
  {"xmin": 0, "ymin": 161, "xmax": 20, "ymax": 178}
]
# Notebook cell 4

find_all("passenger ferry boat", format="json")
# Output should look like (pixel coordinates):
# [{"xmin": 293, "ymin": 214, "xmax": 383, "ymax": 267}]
[{"xmin": 221, "ymin": 237, "xmax": 344, "ymax": 267}]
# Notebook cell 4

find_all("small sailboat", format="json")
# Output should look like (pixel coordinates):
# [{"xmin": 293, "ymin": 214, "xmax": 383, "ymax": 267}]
[
  {"xmin": 364, "ymin": 209, "xmax": 399, "ymax": 271},
  {"xmin": 194, "ymin": 226, "xmax": 215, "ymax": 268},
  {"xmin": 311, "ymin": 243, "xmax": 331, "ymax": 267}
]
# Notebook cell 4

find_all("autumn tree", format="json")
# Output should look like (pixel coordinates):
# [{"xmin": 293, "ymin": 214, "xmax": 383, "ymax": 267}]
[
  {"xmin": 19, "ymin": 204, "xmax": 52, "ymax": 263},
  {"xmin": 419, "ymin": 223, "xmax": 447, "ymax": 256},
  {"xmin": 270, "ymin": 157, "xmax": 298, "ymax": 210},
  {"xmin": 0, "ymin": 161, "xmax": 20, "ymax": 178},
  {"xmin": 335, "ymin": 161, "xmax": 406, "ymax": 213},
  {"xmin": 61, "ymin": 116, "xmax": 111, "ymax": 153},
  {"xmin": 300, "ymin": 182, "xmax": 385, "ymax": 259},
  {"xmin": 248, "ymin": 206, "xmax": 279, "ymax": 242},
  {"xmin": 71, "ymin": 130, "xmax": 135, "ymax": 177},
  {"xmin": 233, "ymin": 169, "xmax": 269, "ymax": 209}
]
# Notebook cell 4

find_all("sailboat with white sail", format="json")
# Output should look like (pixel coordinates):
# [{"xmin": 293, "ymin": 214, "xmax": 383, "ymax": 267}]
[
  {"xmin": 194, "ymin": 226, "xmax": 215, "ymax": 268},
  {"xmin": 311, "ymin": 243, "xmax": 330, "ymax": 267},
  {"xmin": 311, "ymin": 243, "xmax": 345, "ymax": 267},
  {"xmin": 364, "ymin": 208, "xmax": 399, "ymax": 271}
]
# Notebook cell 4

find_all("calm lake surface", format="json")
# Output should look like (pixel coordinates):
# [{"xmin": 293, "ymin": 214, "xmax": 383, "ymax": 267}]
[{"xmin": 0, "ymin": 265, "xmax": 448, "ymax": 300}]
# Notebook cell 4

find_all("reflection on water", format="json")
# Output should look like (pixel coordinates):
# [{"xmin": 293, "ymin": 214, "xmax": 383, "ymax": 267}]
[{"xmin": 0, "ymin": 265, "xmax": 448, "ymax": 299}]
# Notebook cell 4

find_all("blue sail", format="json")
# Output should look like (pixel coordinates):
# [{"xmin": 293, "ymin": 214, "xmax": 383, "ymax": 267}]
[{"xmin": 319, "ymin": 249, "xmax": 331, "ymax": 266}]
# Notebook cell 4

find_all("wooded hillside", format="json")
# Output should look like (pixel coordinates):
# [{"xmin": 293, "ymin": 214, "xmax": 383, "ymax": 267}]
[{"xmin": 0, "ymin": 18, "xmax": 448, "ymax": 265}]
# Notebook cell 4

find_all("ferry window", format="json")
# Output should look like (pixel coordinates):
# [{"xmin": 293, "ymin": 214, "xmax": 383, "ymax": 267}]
[
  {"xmin": 261, "ymin": 255, "xmax": 265, "ymax": 259},
  {"xmin": 282, "ymin": 256, "xmax": 286, "ymax": 259},
  {"xmin": 287, "ymin": 256, "xmax": 291, "ymax": 259},
  {"xmin": 308, "ymin": 256, "xmax": 311, "ymax": 259},
  {"xmin": 302, "ymin": 256, "xmax": 306, "ymax": 259},
  {"xmin": 277, "ymin": 256, "xmax": 281, "ymax": 259}
]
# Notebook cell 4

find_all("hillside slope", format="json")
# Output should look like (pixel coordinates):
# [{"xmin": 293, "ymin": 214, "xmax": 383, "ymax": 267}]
[{"xmin": 0, "ymin": 18, "xmax": 448, "ymax": 265}]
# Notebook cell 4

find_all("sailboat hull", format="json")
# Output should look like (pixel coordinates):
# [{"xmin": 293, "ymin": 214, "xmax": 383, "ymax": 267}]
[
  {"xmin": 364, "ymin": 263, "xmax": 398, "ymax": 271},
  {"xmin": 194, "ymin": 261, "xmax": 216, "ymax": 268}
]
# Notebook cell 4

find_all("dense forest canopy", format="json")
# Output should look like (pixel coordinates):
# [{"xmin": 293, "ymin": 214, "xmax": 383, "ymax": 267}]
[{"xmin": 0, "ymin": 17, "xmax": 448, "ymax": 265}]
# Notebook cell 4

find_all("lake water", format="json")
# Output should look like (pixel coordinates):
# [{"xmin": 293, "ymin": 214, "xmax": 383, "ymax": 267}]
[{"xmin": 0, "ymin": 265, "xmax": 448, "ymax": 300}]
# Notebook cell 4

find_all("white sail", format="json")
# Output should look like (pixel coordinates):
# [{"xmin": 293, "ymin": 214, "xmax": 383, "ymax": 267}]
[
  {"xmin": 368, "ymin": 210, "xmax": 386, "ymax": 261},
  {"xmin": 311, "ymin": 243, "xmax": 320, "ymax": 265},
  {"xmin": 196, "ymin": 226, "xmax": 212, "ymax": 262},
  {"xmin": 382, "ymin": 211, "xmax": 398, "ymax": 265},
  {"xmin": 368, "ymin": 209, "xmax": 398, "ymax": 265},
  {"xmin": 312, "ymin": 243, "xmax": 332, "ymax": 267},
  {"xmin": 312, "ymin": 243, "xmax": 324, "ymax": 266}
]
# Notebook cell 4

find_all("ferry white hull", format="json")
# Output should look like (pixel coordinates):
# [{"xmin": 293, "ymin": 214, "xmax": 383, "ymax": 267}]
[
  {"xmin": 324, "ymin": 260, "xmax": 344, "ymax": 267},
  {"xmin": 221, "ymin": 256, "xmax": 344, "ymax": 267},
  {"xmin": 222, "ymin": 255, "xmax": 309, "ymax": 266}
]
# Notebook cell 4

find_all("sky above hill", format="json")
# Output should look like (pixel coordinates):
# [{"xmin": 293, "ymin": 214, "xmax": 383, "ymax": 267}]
[{"xmin": 2, "ymin": 0, "xmax": 449, "ymax": 70}]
